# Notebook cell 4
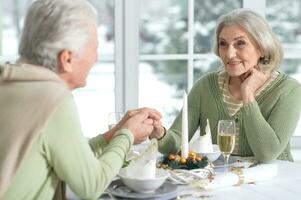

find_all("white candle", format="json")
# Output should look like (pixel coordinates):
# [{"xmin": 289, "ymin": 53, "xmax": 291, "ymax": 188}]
[{"xmin": 181, "ymin": 91, "xmax": 188, "ymax": 158}]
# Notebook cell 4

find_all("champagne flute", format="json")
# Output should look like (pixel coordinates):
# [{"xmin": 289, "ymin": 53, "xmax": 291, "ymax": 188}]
[
  {"xmin": 217, "ymin": 120, "xmax": 236, "ymax": 172},
  {"xmin": 108, "ymin": 112, "xmax": 123, "ymax": 130}
]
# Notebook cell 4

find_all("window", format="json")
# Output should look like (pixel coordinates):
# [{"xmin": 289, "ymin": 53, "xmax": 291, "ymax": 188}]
[
  {"xmin": 139, "ymin": 0, "xmax": 241, "ymax": 126},
  {"xmin": 1, "ymin": 0, "xmax": 300, "ymax": 139},
  {"xmin": 266, "ymin": 0, "xmax": 301, "ymax": 136},
  {"xmin": 73, "ymin": 0, "xmax": 115, "ymax": 136},
  {"xmin": 1, "ymin": 0, "xmax": 115, "ymax": 137}
]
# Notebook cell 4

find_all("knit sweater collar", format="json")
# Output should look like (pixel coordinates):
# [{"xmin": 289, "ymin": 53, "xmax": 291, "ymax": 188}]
[
  {"xmin": 212, "ymin": 69, "xmax": 287, "ymax": 103},
  {"xmin": 0, "ymin": 62, "xmax": 63, "ymax": 83}
]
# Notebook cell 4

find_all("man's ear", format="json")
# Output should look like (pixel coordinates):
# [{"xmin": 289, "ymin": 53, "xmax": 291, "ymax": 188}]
[{"xmin": 57, "ymin": 49, "xmax": 73, "ymax": 72}]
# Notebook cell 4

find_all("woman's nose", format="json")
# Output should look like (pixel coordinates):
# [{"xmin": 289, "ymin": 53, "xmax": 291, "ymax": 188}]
[{"xmin": 226, "ymin": 45, "xmax": 237, "ymax": 59}]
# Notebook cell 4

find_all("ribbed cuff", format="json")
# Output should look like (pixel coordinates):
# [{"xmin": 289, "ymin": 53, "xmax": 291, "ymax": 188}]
[
  {"xmin": 240, "ymin": 101, "xmax": 260, "ymax": 116},
  {"xmin": 88, "ymin": 134, "xmax": 108, "ymax": 151},
  {"xmin": 158, "ymin": 129, "xmax": 171, "ymax": 147},
  {"xmin": 113, "ymin": 128, "xmax": 134, "ymax": 146}
]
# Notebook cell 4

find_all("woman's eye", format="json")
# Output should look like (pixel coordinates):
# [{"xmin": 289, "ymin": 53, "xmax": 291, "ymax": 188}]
[
  {"xmin": 218, "ymin": 41, "xmax": 227, "ymax": 48},
  {"xmin": 236, "ymin": 40, "xmax": 246, "ymax": 48}
]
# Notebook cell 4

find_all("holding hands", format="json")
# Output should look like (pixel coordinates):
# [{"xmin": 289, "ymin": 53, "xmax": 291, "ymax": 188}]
[
  {"xmin": 104, "ymin": 108, "xmax": 162, "ymax": 144},
  {"xmin": 149, "ymin": 120, "xmax": 165, "ymax": 140}
]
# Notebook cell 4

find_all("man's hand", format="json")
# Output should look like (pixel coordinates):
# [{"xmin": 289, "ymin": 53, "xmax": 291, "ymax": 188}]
[
  {"xmin": 104, "ymin": 108, "xmax": 162, "ymax": 144},
  {"xmin": 121, "ymin": 108, "xmax": 161, "ymax": 144}
]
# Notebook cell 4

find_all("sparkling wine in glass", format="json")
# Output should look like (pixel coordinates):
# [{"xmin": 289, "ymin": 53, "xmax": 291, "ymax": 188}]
[
  {"xmin": 108, "ymin": 112, "xmax": 123, "ymax": 130},
  {"xmin": 217, "ymin": 120, "xmax": 236, "ymax": 171}
]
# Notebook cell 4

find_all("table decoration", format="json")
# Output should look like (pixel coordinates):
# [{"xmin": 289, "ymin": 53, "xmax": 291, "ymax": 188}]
[
  {"xmin": 124, "ymin": 139, "xmax": 158, "ymax": 179},
  {"xmin": 192, "ymin": 163, "xmax": 278, "ymax": 190},
  {"xmin": 158, "ymin": 151, "xmax": 214, "ymax": 185},
  {"xmin": 158, "ymin": 151, "xmax": 210, "ymax": 170},
  {"xmin": 168, "ymin": 167, "xmax": 215, "ymax": 185},
  {"xmin": 190, "ymin": 119, "xmax": 214, "ymax": 153}
]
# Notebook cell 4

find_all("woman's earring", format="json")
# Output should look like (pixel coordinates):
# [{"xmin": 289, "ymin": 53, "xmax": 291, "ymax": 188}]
[{"xmin": 259, "ymin": 56, "xmax": 270, "ymax": 65}]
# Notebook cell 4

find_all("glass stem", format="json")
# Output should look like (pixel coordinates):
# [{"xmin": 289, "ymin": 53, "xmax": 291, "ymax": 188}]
[{"xmin": 224, "ymin": 154, "xmax": 230, "ymax": 172}]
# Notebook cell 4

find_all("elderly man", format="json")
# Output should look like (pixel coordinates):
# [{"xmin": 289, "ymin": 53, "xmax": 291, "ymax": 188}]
[{"xmin": 0, "ymin": 0, "xmax": 161, "ymax": 199}]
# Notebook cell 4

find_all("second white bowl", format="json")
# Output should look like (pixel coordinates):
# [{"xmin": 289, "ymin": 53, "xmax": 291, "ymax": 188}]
[{"xmin": 118, "ymin": 168, "xmax": 170, "ymax": 193}]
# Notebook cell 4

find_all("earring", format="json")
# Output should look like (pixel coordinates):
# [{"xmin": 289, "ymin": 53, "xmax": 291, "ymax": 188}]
[{"xmin": 259, "ymin": 56, "xmax": 269, "ymax": 65}]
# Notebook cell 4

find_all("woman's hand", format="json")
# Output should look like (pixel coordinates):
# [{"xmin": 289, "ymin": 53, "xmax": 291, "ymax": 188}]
[
  {"xmin": 149, "ymin": 120, "xmax": 165, "ymax": 140},
  {"xmin": 103, "ymin": 107, "xmax": 162, "ymax": 144},
  {"xmin": 240, "ymin": 67, "xmax": 271, "ymax": 104}
]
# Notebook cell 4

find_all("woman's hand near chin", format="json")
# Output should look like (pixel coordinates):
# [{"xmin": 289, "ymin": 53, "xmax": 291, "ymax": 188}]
[{"xmin": 240, "ymin": 67, "xmax": 271, "ymax": 104}]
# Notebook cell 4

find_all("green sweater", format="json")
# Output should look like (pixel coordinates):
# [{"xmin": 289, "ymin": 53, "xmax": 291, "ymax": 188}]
[
  {"xmin": 1, "ymin": 64, "xmax": 133, "ymax": 200},
  {"xmin": 158, "ymin": 71, "xmax": 301, "ymax": 163},
  {"xmin": 2, "ymin": 97, "xmax": 133, "ymax": 200}
]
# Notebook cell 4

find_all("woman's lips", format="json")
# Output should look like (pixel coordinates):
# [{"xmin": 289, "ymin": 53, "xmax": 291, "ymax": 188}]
[{"xmin": 227, "ymin": 61, "xmax": 241, "ymax": 68}]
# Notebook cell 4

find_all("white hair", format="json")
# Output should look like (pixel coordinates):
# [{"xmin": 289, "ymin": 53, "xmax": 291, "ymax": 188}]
[{"xmin": 18, "ymin": 0, "xmax": 97, "ymax": 71}]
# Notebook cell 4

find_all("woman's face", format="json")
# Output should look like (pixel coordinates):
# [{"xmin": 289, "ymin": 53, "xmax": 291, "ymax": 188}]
[{"xmin": 218, "ymin": 25, "xmax": 262, "ymax": 77}]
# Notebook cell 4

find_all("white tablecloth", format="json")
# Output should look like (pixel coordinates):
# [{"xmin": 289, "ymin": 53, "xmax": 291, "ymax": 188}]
[
  {"xmin": 176, "ymin": 160, "xmax": 301, "ymax": 200},
  {"xmin": 66, "ymin": 160, "xmax": 301, "ymax": 200}
]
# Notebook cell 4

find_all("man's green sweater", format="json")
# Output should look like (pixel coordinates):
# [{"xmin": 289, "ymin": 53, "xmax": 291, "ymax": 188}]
[
  {"xmin": 1, "ymin": 64, "xmax": 134, "ymax": 200},
  {"xmin": 158, "ymin": 71, "xmax": 301, "ymax": 163}
]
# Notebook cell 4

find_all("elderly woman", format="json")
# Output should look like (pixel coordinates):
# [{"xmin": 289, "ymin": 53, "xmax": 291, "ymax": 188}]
[
  {"xmin": 150, "ymin": 9, "xmax": 301, "ymax": 163},
  {"xmin": 0, "ymin": 0, "xmax": 160, "ymax": 199}
]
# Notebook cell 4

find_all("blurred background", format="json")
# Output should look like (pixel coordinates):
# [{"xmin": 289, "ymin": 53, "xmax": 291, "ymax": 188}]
[{"xmin": 1, "ymin": 0, "xmax": 301, "ymax": 139}]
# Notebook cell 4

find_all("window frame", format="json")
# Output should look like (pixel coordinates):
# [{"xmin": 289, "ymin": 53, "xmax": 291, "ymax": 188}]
[
  {"xmin": 0, "ymin": 0, "xmax": 299, "ymax": 145},
  {"xmin": 120, "ymin": 0, "xmax": 300, "ymax": 145},
  {"xmin": 115, "ymin": 0, "xmax": 140, "ymax": 112},
  {"xmin": 0, "ymin": 0, "xmax": 2, "ymax": 58}
]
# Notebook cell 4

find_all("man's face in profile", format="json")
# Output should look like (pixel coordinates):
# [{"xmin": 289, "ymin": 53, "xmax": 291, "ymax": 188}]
[{"xmin": 69, "ymin": 26, "xmax": 99, "ymax": 89}]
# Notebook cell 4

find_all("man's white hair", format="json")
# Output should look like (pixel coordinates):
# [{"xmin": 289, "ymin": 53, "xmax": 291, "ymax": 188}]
[{"xmin": 18, "ymin": 0, "xmax": 97, "ymax": 71}]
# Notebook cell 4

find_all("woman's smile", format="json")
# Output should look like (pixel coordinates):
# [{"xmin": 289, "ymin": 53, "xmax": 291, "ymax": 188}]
[{"xmin": 227, "ymin": 60, "xmax": 242, "ymax": 68}]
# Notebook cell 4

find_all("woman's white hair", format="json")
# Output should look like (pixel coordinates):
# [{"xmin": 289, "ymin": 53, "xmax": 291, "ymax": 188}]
[
  {"xmin": 213, "ymin": 8, "xmax": 283, "ymax": 71},
  {"xmin": 18, "ymin": 0, "xmax": 97, "ymax": 72}
]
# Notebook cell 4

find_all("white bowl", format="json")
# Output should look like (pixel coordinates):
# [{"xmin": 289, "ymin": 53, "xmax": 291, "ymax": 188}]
[
  {"xmin": 118, "ymin": 168, "xmax": 169, "ymax": 193},
  {"xmin": 197, "ymin": 144, "xmax": 221, "ymax": 162}
]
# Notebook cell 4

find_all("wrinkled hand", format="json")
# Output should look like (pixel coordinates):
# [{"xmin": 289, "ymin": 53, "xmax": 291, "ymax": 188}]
[
  {"xmin": 115, "ymin": 108, "xmax": 160, "ymax": 130},
  {"xmin": 240, "ymin": 67, "xmax": 271, "ymax": 104},
  {"xmin": 149, "ymin": 120, "xmax": 165, "ymax": 140},
  {"xmin": 112, "ymin": 108, "xmax": 161, "ymax": 144}
]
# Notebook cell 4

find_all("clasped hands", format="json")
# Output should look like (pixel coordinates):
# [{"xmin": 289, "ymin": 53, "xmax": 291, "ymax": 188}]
[{"xmin": 104, "ymin": 107, "xmax": 165, "ymax": 144}]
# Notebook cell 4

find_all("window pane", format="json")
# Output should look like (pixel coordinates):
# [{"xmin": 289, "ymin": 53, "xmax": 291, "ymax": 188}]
[
  {"xmin": 2, "ymin": 0, "xmax": 115, "ymax": 59},
  {"xmin": 266, "ymin": 0, "xmax": 301, "ymax": 136},
  {"xmin": 75, "ymin": 0, "xmax": 115, "ymax": 137},
  {"xmin": 89, "ymin": 0, "xmax": 114, "ymax": 57},
  {"xmin": 1, "ymin": 0, "xmax": 115, "ymax": 137},
  {"xmin": 140, "ymin": 0, "xmax": 188, "ymax": 54},
  {"xmin": 194, "ymin": 0, "xmax": 242, "ymax": 53},
  {"xmin": 193, "ymin": 56, "xmax": 221, "ymax": 82},
  {"xmin": 73, "ymin": 62, "xmax": 115, "ymax": 137},
  {"xmin": 139, "ymin": 61, "xmax": 187, "ymax": 126},
  {"xmin": 266, "ymin": 0, "xmax": 301, "ymax": 43},
  {"xmin": 2, "ymin": 0, "xmax": 29, "ymax": 60}
]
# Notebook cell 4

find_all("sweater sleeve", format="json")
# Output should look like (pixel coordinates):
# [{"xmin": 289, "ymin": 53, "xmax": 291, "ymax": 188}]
[
  {"xmin": 41, "ymin": 97, "xmax": 134, "ymax": 199},
  {"xmin": 88, "ymin": 133, "xmax": 109, "ymax": 158},
  {"xmin": 240, "ymin": 86, "xmax": 301, "ymax": 163}
]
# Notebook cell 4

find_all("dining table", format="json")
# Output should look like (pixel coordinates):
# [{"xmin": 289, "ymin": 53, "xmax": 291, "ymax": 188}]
[{"xmin": 66, "ymin": 158, "xmax": 301, "ymax": 200}]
